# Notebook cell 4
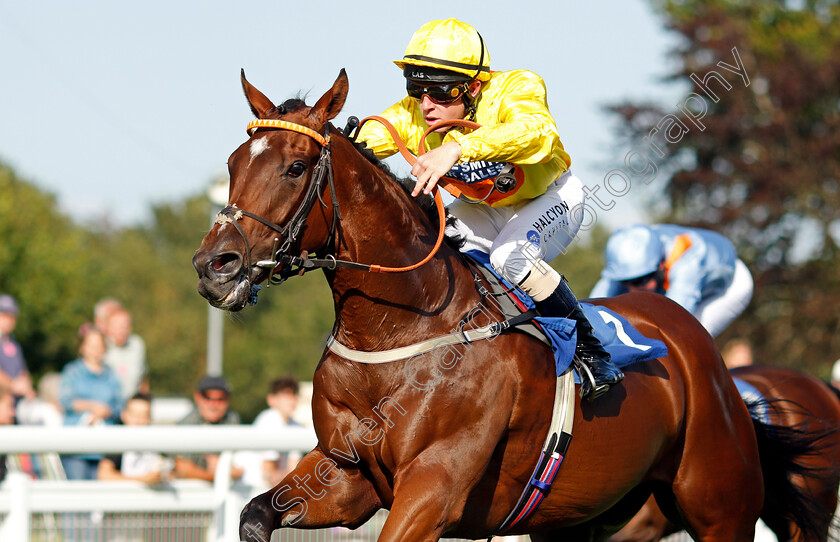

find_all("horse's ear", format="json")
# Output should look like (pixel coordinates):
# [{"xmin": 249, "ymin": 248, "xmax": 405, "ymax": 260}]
[
  {"xmin": 241, "ymin": 69, "xmax": 275, "ymax": 119},
  {"xmin": 310, "ymin": 69, "xmax": 349, "ymax": 125}
]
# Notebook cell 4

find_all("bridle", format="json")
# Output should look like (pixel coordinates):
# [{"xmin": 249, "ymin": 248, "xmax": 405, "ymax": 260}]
[
  {"xmin": 215, "ymin": 117, "xmax": 447, "ymax": 302},
  {"xmin": 215, "ymin": 120, "xmax": 340, "ymax": 291}
]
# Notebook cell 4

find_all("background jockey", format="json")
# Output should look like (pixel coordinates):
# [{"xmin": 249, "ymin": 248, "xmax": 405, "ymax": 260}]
[
  {"xmin": 356, "ymin": 18, "xmax": 623, "ymax": 400},
  {"xmin": 590, "ymin": 224, "xmax": 754, "ymax": 337}
]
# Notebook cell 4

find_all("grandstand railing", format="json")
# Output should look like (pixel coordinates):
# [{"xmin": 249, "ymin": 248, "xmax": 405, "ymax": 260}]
[
  {"xmin": 0, "ymin": 425, "xmax": 318, "ymax": 542},
  {"xmin": 2, "ymin": 425, "xmax": 761, "ymax": 541}
]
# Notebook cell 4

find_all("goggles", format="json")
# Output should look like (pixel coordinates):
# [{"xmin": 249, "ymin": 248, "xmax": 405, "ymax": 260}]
[
  {"xmin": 621, "ymin": 271, "xmax": 659, "ymax": 288},
  {"xmin": 406, "ymin": 80, "xmax": 469, "ymax": 104}
]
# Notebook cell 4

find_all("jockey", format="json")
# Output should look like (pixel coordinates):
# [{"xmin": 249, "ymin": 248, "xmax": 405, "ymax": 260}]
[
  {"xmin": 590, "ymin": 224, "xmax": 754, "ymax": 337},
  {"xmin": 357, "ymin": 18, "xmax": 623, "ymax": 399}
]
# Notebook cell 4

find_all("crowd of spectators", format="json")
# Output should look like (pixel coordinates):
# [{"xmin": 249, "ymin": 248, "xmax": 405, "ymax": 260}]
[{"xmin": 0, "ymin": 293, "xmax": 308, "ymax": 490}]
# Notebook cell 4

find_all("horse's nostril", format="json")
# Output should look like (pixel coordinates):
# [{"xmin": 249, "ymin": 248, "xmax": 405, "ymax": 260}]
[
  {"xmin": 212, "ymin": 253, "xmax": 239, "ymax": 272},
  {"xmin": 207, "ymin": 252, "xmax": 241, "ymax": 278}
]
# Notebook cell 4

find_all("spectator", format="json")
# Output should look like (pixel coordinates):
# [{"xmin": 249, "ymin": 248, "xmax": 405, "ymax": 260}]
[
  {"xmin": 98, "ymin": 393, "xmax": 170, "ymax": 484},
  {"xmin": 174, "ymin": 375, "xmax": 241, "ymax": 482},
  {"xmin": 721, "ymin": 339, "xmax": 754, "ymax": 370},
  {"xmin": 0, "ymin": 386, "xmax": 14, "ymax": 482},
  {"xmin": 103, "ymin": 307, "xmax": 148, "ymax": 400},
  {"xmin": 830, "ymin": 359, "xmax": 840, "ymax": 391},
  {"xmin": 59, "ymin": 324, "xmax": 124, "ymax": 480},
  {"xmin": 17, "ymin": 372, "xmax": 63, "ymax": 427},
  {"xmin": 237, "ymin": 376, "xmax": 304, "ymax": 488},
  {"xmin": 0, "ymin": 294, "xmax": 35, "ymax": 402},
  {"xmin": 93, "ymin": 297, "xmax": 123, "ymax": 334},
  {"xmin": 590, "ymin": 224, "xmax": 754, "ymax": 338},
  {"xmin": 15, "ymin": 372, "xmax": 65, "ymax": 480}
]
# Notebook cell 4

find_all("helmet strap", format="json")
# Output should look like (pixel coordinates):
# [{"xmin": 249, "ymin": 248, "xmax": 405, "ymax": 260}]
[
  {"xmin": 463, "ymin": 31, "xmax": 485, "ymax": 122},
  {"xmin": 654, "ymin": 262, "xmax": 667, "ymax": 290},
  {"xmin": 462, "ymin": 92, "xmax": 478, "ymax": 122},
  {"xmin": 472, "ymin": 32, "xmax": 486, "ymax": 81}
]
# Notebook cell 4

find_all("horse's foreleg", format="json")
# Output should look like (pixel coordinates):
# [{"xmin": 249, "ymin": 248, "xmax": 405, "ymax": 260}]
[
  {"xmin": 377, "ymin": 451, "xmax": 490, "ymax": 542},
  {"xmin": 239, "ymin": 446, "xmax": 381, "ymax": 542},
  {"xmin": 376, "ymin": 467, "xmax": 456, "ymax": 541}
]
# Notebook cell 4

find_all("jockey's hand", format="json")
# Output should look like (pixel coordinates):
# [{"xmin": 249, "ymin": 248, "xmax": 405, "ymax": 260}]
[{"xmin": 411, "ymin": 141, "xmax": 462, "ymax": 197}]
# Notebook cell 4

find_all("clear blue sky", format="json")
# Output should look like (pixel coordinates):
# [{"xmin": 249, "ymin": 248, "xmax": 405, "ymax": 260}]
[{"xmin": 0, "ymin": 1, "xmax": 681, "ymax": 230}]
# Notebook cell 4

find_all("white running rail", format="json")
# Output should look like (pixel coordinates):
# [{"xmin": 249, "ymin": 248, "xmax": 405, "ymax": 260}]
[{"xmin": 0, "ymin": 425, "xmax": 317, "ymax": 542}]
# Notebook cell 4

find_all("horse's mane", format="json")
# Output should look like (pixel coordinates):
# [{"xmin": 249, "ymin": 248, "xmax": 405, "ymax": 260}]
[
  {"xmin": 351, "ymin": 141, "xmax": 434, "ymax": 213},
  {"xmin": 351, "ymin": 140, "xmax": 464, "ymax": 248},
  {"xmin": 276, "ymin": 97, "xmax": 464, "ymax": 248}
]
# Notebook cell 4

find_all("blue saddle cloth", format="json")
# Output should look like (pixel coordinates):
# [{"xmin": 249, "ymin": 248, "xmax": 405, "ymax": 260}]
[
  {"xmin": 466, "ymin": 250, "xmax": 668, "ymax": 378},
  {"xmin": 537, "ymin": 303, "xmax": 668, "ymax": 380}
]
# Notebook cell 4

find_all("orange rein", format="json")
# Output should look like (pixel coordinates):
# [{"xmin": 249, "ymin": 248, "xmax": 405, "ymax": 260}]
[
  {"xmin": 355, "ymin": 115, "xmax": 457, "ymax": 272},
  {"xmin": 358, "ymin": 116, "xmax": 483, "ymax": 201},
  {"xmin": 353, "ymin": 116, "xmax": 486, "ymax": 272}
]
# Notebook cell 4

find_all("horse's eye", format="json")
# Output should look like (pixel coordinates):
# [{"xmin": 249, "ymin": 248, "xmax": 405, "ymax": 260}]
[{"xmin": 287, "ymin": 161, "xmax": 306, "ymax": 178}]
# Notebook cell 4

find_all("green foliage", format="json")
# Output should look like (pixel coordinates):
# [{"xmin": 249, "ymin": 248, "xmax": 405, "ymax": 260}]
[
  {"xmin": 0, "ymin": 167, "xmax": 335, "ymax": 421},
  {"xmin": 609, "ymin": 0, "xmax": 840, "ymax": 374},
  {"xmin": 550, "ymin": 224, "xmax": 612, "ymax": 299},
  {"xmin": 0, "ymin": 165, "xmax": 104, "ymax": 371}
]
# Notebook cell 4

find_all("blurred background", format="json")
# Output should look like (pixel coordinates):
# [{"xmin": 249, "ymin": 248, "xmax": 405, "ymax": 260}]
[{"xmin": 0, "ymin": 0, "xmax": 838, "ymax": 421}]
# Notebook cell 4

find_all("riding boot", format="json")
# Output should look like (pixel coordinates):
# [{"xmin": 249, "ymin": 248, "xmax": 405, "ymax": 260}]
[{"xmin": 535, "ymin": 277, "xmax": 624, "ymax": 400}]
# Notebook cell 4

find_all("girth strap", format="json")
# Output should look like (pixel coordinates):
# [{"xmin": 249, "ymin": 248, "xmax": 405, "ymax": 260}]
[
  {"xmin": 326, "ymin": 310, "xmax": 537, "ymax": 364},
  {"xmin": 495, "ymin": 367, "xmax": 576, "ymax": 533}
]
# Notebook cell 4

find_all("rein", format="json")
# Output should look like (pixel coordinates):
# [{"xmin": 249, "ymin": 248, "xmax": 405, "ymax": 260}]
[{"xmin": 355, "ymin": 116, "xmax": 509, "ymax": 205}]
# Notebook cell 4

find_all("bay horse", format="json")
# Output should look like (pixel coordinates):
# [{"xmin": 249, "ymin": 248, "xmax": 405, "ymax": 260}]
[
  {"xmin": 611, "ymin": 365, "xmax": 840, "ymax": 542},
  {"xmin": 192, "ymin": 70, "xmax": 824, "ymax": 541}
]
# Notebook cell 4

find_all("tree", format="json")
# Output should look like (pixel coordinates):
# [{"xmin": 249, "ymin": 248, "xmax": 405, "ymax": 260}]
[
  {"xmin": 607, "ymin": 0, "xmax": 840, "ymax": 375},
  {"xmin": 0, "ymin": 166, "xmax": 335, "ymax": 420},
  {"xmin": 0, "ymin": 165, "xmax": 105, "ymax": 372}
]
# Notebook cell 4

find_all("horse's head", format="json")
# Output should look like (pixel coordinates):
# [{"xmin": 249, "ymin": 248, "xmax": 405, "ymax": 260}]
[{"xmin": 193, "ymin": 70, "xmax": 348, "ymax": 310}]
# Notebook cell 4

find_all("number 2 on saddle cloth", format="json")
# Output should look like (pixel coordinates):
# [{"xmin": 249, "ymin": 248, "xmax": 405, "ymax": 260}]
[{"xmin": 464, "ymin": 250, "xmax": 667, "ymax": 534}]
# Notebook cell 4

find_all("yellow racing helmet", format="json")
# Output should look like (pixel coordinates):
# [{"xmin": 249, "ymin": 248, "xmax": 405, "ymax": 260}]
[{"xmin": 394, "ymin": 19, "xmax": 491, "ymax": 82}]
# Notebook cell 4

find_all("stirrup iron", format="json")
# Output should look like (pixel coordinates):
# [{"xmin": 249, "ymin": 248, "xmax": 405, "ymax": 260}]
[{"xmin": 573, "ymin": 357, "xmax": 610, "ymax": 401}]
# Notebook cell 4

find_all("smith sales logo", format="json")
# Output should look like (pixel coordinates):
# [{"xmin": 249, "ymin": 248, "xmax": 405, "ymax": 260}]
[{"xmin": 447, "ymin": 161, "xmax": 507, "ymax": 184}]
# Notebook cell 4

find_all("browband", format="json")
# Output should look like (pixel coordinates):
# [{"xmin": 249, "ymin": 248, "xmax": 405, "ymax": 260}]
[{"xmin": 246, "ymin": 119, "xmax": 329, "ymax": 147}]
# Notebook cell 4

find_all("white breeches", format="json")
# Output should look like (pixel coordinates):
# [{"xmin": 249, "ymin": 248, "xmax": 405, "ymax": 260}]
[
  {"xmin": 445, "ymin": 171, "xmax": 585, "ymax": 287},
  {"xmin": 695, "ymin": 259, "xmax": 753, "ymax": 337}
]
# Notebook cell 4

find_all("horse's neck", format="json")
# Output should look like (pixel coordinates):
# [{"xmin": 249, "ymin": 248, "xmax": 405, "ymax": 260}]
[{"xmin": 327, "ymin": 142, "xmax": 479, "ymax": 352}]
